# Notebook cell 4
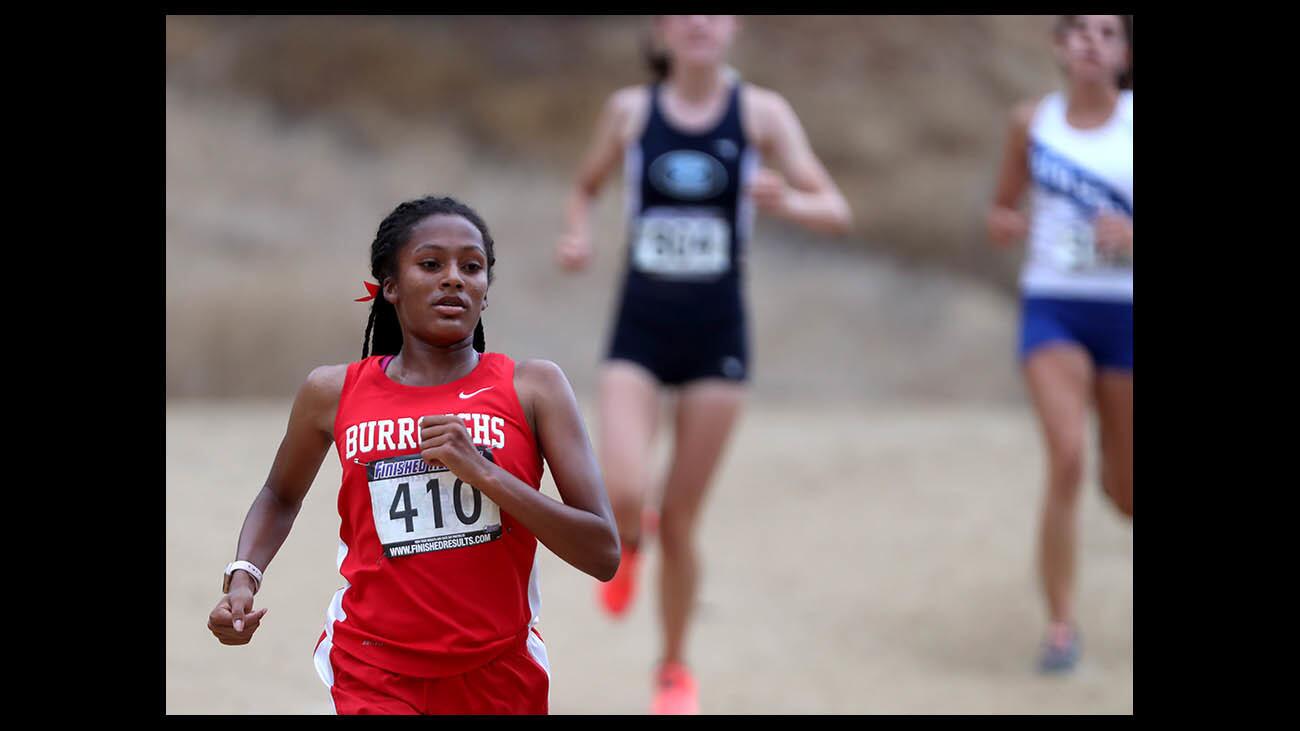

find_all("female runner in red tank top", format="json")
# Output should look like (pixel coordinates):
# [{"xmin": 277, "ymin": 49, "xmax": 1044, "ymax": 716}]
[{"xmin": 207, "ymin": 196, "xmax": 621, "ymax": 715}]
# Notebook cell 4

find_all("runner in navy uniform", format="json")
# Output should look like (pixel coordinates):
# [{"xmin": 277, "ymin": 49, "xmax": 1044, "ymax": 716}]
[
  {"xmin": 609, "ymin": 70, "xmax": 753, "ymax": 387},
  {"xmin": 556, "ymin": 15, "xmax": 852, "ymax": 714}
]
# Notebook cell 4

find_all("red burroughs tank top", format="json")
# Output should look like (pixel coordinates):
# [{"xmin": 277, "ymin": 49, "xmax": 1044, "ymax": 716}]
[{"xmin": 321, "ymin": 352, "xmax": 544, "ymax": 678}]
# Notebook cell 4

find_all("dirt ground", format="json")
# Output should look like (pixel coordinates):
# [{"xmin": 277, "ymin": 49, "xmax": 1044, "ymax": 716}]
[{"xmin": 166, "ymin": 399, "xmax": 1132, "ymax": 714}]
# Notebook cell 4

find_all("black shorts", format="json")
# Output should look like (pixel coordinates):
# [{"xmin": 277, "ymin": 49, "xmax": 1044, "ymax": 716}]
[{"xmin": 606, "ymin": 304, "xmax": 749, "ymax": 387}]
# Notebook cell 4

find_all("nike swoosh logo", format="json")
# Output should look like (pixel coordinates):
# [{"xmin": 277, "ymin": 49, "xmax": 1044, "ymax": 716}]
[{"xmin": 458, "ymin": 386, "xmax": 494, "ymax": 400}]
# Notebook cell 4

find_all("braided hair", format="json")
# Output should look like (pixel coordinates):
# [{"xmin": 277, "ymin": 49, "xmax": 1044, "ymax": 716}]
[{"xmin": 361, "ymin": 196, "xmax": 497, "ymax": 358}]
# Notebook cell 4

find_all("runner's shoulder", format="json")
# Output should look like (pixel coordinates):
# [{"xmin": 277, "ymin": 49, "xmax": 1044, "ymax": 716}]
[
  {"xmin": 513, "ymin": 358, "xmax": 574, "ymax": 407},
  {"xmin": 609, "ymin": 84, "xmax": 650, "ymax": 112},
  {"xmin": 515, "ymin": 358, "xmax": 571, "ymax": 389},
  {"xmin": 606, "ymin": 85, "xmax": 651, "ymax": 127},
  {"xmin": 302, "ymin": 363, "xmax": 349, "ymax": 404},
  {"xmin": 740, "ymin": 82, "xmax": 785, "ymax": 109},
  {"xmin": 740, "ymin": 84, "xmax": 796, "ymax": 143},
  {"xmin": 1010, "ymin": 97, "xmax": 1044, "ymax": 133}
]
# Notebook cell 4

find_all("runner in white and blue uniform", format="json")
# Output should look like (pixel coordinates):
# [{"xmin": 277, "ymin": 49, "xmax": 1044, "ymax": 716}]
[
  {"xmin": 1020, "ymin": 88, "xmax": 1133, "ymax": 369},
  {"xmin": 555, "ymin": 15, "xmax": 852, "ymax": 714},
  {"xmin": 986, "ymin": 14, "xmax": 1133, "ymax": 674}
]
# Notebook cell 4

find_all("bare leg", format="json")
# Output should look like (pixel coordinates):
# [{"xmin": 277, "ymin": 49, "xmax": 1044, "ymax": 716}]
[
  {"xmin": 656, "ymin": 380, "xmax": 746, "ymax": 667},
  {"xmin": 1095, "ymin": 371, "xmax": 1133, "ymax": 518},
  {"xmin": 597, "ymin": 361, "xmax": 662, "ymax": 549},
  {"xmin": 1024, "ymin": 345, "xmax": 1094, "ymax": 626}
]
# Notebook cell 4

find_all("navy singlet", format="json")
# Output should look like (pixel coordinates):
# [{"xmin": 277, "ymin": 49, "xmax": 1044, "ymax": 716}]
[{"xmin": 606, "ymin": 78, "xmax": 758, "ymax": 386}]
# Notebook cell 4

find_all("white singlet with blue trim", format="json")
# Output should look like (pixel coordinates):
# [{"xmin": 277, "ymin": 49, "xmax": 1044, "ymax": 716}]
[{"xmin": 1021, "ymin": 90, "xmax": 1133, "ymax": 302}]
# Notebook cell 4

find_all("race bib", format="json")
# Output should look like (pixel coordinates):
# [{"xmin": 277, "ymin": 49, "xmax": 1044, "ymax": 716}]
[
  {"xmin": 1050, "ymin": 220, "xmax": 1132, "ymax": 273},
  {"xmin": 632, "ymin": 211, "xmax": 731, "ymax": 280},
  {"xmin": 365, "ymin": 451, "xmax": 502, "ymax": 559}
]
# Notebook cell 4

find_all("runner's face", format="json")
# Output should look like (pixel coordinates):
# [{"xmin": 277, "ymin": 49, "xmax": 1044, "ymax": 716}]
[
  {"xmin": 1056, "ymin": 15, "xmax": 1129, "ymax": 87},
  {"xmin": 386, "ymin": 213, "xmax": 490, "ymax": 347},
  {"xmin": 658, "ymin": 15, "xmax": 736, "ymax": 69}
]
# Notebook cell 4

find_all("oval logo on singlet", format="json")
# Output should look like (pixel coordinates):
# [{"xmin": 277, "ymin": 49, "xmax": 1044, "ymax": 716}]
[{"xmin": 649, "ymin": 150, "xmax": 728, "ymax": 201}]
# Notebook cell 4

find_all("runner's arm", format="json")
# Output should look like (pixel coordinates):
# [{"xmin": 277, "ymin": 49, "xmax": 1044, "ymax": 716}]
[
  {"xmin": 755, "ymin": 90, "xmax": 853, "ymax": 235},
  {"xmin": 567, "ymin": 91, "xmax": 633, "ymax": 229},
  {"xmin": 558, "ymin": 89, "xmax": 640, "ymax": 270},
  {"xmin": 987, "ymin": 100, "xmax": 1037, "ymax": 247},
  {"xmin": 209, "ymin": 364, "xmax": 343, "ymax": 644},
  {"xmin": 231, "ymin": 365, "xmax": 343, "ymax": 584},
  {"xmin": 435, "ymin": 359, "xmax": 620, "ymax": 580}
]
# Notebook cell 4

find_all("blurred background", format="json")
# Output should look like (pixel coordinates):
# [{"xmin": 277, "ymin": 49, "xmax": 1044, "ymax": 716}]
[{"xmin": 166, "ymin": 15, "xmax": 1132, "ymax": 714}]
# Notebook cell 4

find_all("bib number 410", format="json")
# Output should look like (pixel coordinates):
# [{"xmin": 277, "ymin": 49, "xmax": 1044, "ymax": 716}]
[
  {"xmin": 365, "ymin": 450, "xmax": 502, "ymax": 557},
  {"xmin": 388, "ymin": 478, "xmax": 483, "ymax": 533}
]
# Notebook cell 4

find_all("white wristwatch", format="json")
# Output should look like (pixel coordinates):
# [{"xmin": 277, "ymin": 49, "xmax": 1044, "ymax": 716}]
[{"xmin": 223, "ymin": 560, "xmax": 264, "ymax": 594}]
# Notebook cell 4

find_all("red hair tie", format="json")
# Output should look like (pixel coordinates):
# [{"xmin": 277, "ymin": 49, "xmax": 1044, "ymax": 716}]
[{"xmin": 354, "ymin": 281, "xmax": 381, "ymax": 303}]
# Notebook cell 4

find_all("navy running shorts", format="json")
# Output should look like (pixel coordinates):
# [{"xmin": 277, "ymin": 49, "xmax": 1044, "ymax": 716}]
[{"xmin": 1019, "ymin": 295, "xmax": 1133, "ymax": 371}]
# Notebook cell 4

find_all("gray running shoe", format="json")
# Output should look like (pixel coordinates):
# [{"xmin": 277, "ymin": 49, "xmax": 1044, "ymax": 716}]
[{"xmin": 1037, "ymin": 626, "xmax": 1080, "ymax": 673}]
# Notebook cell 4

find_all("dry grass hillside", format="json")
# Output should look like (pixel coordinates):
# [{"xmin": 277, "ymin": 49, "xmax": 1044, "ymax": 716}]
[
  {"xmin": 167, "ymin": 15, "xmax": 1059, "ymax": 278},
  {"xmin": 166, "ymin": 15, "xmax": 1064, "ymax": 399}
]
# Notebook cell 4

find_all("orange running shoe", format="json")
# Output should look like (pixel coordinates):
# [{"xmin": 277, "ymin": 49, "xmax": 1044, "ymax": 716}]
[
  {"xmin": 651, "ymin": 663, "xmax": 699, "ymax": 715},
  {"xmin": 598, "ymin": 546, "xmax": 640, "ymax": 617}
]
